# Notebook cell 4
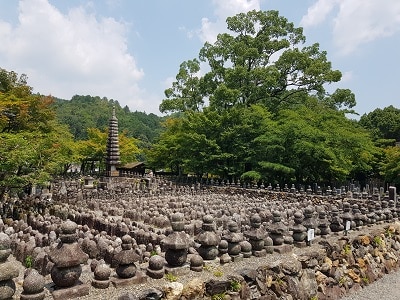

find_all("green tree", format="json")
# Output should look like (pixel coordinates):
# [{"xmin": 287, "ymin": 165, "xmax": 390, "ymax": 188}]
[
  {"xmin": 359, "ymin": 105, "xmax": 400, "ymax": 142},
  {"xmin": 159, "ymin": 59, "xmax": 203, "ymax": 113},
  {"xmin": 268, "ymin": 100, "xmax": 377, "ymax": 184},
  {"xmin": 149, "ymin": 10, "xmax": 377, "ymax": 186},
  {"xmin": 0, "ymin": 68, "xmax": 77, "ymax": 198},
  {"xmin": 379, "ymin": 146, "xmax": 400, "ymax": 187},
  {"xmin": 160, "ymin": 10, "xmax": 344, "ymax": 114}
]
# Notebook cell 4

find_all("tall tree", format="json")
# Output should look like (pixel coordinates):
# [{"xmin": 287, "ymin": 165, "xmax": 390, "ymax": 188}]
[
  {"xmin": 359, "ymin": 105, "xmax": 400, "ymax": 142},
  {"xmin": 0, "ymin": 68, "xmax": 76, "ymax": 198},
  {"xmin": 160, "ymin": 10, "xmax": 344, "ymax": 114}
]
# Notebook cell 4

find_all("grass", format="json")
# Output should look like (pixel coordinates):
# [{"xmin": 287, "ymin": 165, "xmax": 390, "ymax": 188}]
[
  {"xmin": 230, "ymin": 280, "xmax": 241, "ymax": 292},
  {"xmin": 164, "ymin": 272, "xmax": 178, "ymax": 282},
  {"xmin": 342, "ymin": 243, "xmax": 352, "ymax": 255},
  {"xmin": 203, "ymin": 264, "xmax": 224, "ymax": 278},
  {"xmin": 24, "ymin": 255, "xmax": 33, "ymax": 268},
  {"xmin": 373, "ymin": 236, "xmax": 383, "ymax": 246},
  {"xmin": 211, "ymin": 292, "xmax": 226, "ymax": 300}
]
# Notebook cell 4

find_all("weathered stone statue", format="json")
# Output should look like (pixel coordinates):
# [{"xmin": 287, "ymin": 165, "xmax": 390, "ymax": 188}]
[
  {"xmin": 162, "ymin": 212, "xmax": 191, "ymax": 267},
  {"xmin": 330, "ymin": 207, "xmax": 344, "ymax": 233},
  {"xmin": 0, "ymin": 232, "xmax": 19, "ymax": 300},
  {"xmin": 245, "ymin": 213, "xmax": 267, "ymax": 256},
  {"xmin": 268, "ymin": 211, "xmax": 286, "ymax": 246},
  {"xmin": 21, "ymin": 269, "xmax": 45, "ymax": 300},
  {"xmin": 48, "ymin": 220, "xmax": 89, "ymax": 298},
  {"xmin": 223, "ymin": 220, "xmax": 244, "ymax": 261},
  {"xmin": 317, "ymin": 210, "xmax": 331, "ymax": 237},
  {"xmin": 196, "ymin": 215, "xmax": 220, "ymax": 260},
  {"xmin": 291, "ymin": 211, "xmax": 307, "ymax": 246}
]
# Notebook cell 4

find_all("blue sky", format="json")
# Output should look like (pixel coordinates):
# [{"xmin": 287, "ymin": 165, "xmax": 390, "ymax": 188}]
[{"xmin": 0, "ymin": 0, "xmax": 399, "ymax": 117}]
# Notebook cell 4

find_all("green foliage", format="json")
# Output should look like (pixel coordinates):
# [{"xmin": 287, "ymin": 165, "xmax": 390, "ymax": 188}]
[
  {"xmin": 150, "ymin": 10, "xmax": 381, "ymax": 187},
  {"xmin": 24, "ymin": 255, "xmax": 33, "ymax": 268},
  {"xmin": 359, "ymin": 105, "xmax": 400, "ymax": 142},
  {"xmin": 342, "ymin": 244, "xmax": 352, "ymax": 255},
  {"xmin": 53, "ymin": 95, "xmax": 164, "ymax": 143},
  {"xmin": 211, "ymin": 292, "xmax": 226, "ymax": 300},
  {"xmin": 0, "ymin": 68, "xmax": 77, "ymax": 197},
  {"xmin": 230, "ymin": 280, "xmax": 241, "ymax": 292},
  {"xmin": 213, "ymin": 268, "xmax": 224, "ymax": 278},
  {"xmin": 164, "ymin": 272, "xmax": 178, "ymax": 282},
  {"xmin": 161, "ymin": 10, "xmax": 344, "ymax": 115},
  {"xmin": 159, "ymin": 59, "xmax": 203, "ymax": 113},
  {"xmin": 373, "ymin": 236, "xmax": 383, "ymax": 246},
  {"xmin": 149, "ymin": 99, "xmax": 377, "ymax": 185},
  {"xmin": 203, "ymin": 264, "xmax": 224, "ymax": 278},
  {"xmin": 241, "ymin": 171, "xmax": 261, "ymax": 184}
]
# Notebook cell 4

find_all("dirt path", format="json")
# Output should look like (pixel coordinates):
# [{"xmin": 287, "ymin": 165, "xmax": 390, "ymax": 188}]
[{"xmin": 341, "ymin": 269, "xmax": 400, "ymax": 300}]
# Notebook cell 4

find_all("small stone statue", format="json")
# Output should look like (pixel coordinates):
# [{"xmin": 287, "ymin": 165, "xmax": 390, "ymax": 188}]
[
  {"xmin": 196, "ymin": 215, "xmax": 220, "ymax": 260},
  {"xmin": 291, "ymin": 211, "xmax": 307, "ymax": 245},
  {"xmin": 223, "ymin": 220, "xmax": 244, "ymax": 261},
  {"xmin": 162, "ymin": 212, "xmax": 191, "ymax": 267},
  {"xmin": 268, "ymin": 211, "xmax": 287, "ymax": 246},
  {"xmin": 0, "ymin": 232, "xmax": 19, "ymax": 300},
  {"xmin": 48, "ymin": 220, "xmax": 89, "ymax": 298},
  {"xmin": 244, "ymin": 213, "xmax": 267, "ymax": 256}
]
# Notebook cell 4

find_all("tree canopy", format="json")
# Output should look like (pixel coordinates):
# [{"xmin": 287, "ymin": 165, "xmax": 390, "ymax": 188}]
[
  {"xmin": 0, "ymin": 68, "xmax": 77, "ymax": 197},
  {"xmin": 151, "ymin": 10, "xmax": 379, "ymax": 187},
  {"xmin": 159, "ymin": 10, "xmax": 353, "ymax": 115}
]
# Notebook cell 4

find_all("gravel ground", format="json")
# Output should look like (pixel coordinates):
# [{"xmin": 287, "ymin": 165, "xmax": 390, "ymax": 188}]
[{"xmin": 340, "ymin": 269, "xmax": 400, "ymax": 300}]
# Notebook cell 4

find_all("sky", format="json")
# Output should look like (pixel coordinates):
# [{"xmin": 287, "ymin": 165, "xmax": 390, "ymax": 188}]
[{"xmin": 0, "ymin": 0, "xmax": 399, "ymax": 117}]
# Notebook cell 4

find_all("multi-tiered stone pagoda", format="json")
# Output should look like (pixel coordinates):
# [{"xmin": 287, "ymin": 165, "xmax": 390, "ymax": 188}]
[{"xmin": 105, "ymin": 106, "xmax": 121, "ymax": 177}]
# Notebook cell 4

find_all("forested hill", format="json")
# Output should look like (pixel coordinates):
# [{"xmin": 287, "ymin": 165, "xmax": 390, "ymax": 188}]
[{"xmin": 52, "ymin": 95, "xmax": 165, "ymax": 142}]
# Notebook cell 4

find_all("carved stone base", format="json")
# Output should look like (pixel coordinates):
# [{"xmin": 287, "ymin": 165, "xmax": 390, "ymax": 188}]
[
  {"xmin": 51, "ymin": 282, "xmax": 89, "ymax": 300},
  {"xmin": 164, "ymin": 264, "xmax": 190, "ymax": 276},
  {"xmin": 294, "ymin": 241, "xmax": 307, "ymax": 248},
  {"xmin": 20, "ymin": 290, "xmax": 46, "ymax": 300},
  {"xmin": 253, "ymin": 249, "xmax": 266, "ymax": 257},
  {"xmin": 91, "ymin": 279, "xmax": 110, "ymax": 289},
  {"xmin": 273, "ymin": 244, "xmax": 293, "ymax": 254},
  {"xmin": 111, "ymin": 272, "xmax": 147, "ymax": 288}
]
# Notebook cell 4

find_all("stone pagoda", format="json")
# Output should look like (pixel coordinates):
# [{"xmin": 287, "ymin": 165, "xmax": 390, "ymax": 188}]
[{"xmin": 105, "ymin": 106, "xmax": 121, "ymax": 177}]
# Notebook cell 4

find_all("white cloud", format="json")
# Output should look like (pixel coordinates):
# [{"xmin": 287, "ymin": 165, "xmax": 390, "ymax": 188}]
[
  {"xmin": 0, "ymin": 0, "xmax": 148, "ymax": 111},
  {"xmin": 300, "ymin": 0, "xmax": 339, "ymax": 27},
  {"xmin": 301, "ymin": 0, "xmax": 400, "ymax": 55},
  {"xmin": 333, "ymin": 0, "xmax": 400, "ymax": 55},
  {"xmin": 198, "ymin": 0, "xmax": 261, "ymax": 43}
]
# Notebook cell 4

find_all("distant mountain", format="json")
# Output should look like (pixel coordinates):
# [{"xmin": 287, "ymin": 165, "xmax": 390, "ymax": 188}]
[{"xmin": 52, "ymin": 95, "xmax": 165, "ymax": 143}]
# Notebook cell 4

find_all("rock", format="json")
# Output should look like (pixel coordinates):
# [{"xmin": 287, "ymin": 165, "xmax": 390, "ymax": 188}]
[
  {"xmin": 181, "ymin": 277, "xmax": 205, "ymax": 299},
  {"xmin": 300, "ymin": 269, "xmax": 318, "ymax": 299},
  {"xmin": 164, "ymin": 281, "xmax": 184, "ymax": 300},
  {"xmin": 0, "ymin": 262, "xmax": 19, "ymax": 281},
  {"xmin": 281, "ymin": 256, "xmax": 302, "ymax": 275},
  {"xmin": 0, "ymin": 279, "xmax": 16, "ymax": 300}
]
